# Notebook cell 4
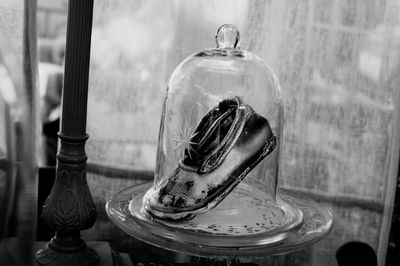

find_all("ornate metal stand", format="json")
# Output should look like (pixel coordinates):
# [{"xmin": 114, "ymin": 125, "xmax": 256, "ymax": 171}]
[{"xmin": 36, "ymin": 0, "xmax": 98, "ymax": 265}]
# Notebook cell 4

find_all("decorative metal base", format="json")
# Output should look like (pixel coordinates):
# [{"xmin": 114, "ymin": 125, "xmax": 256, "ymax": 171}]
[
  {"xmin": 37, "ymin": 133, "xmax": 98, "ymax": 265},
  {"xmin": 36, "ymin": 238, "xmax": 99, "ymax": 266}
]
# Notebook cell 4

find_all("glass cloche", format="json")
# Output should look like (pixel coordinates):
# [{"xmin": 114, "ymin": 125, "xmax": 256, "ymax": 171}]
[
  {"xmin": 143, "ymin": 24, "xmax": 302, "ymax": 239},
  {"xmin": 106, "ymin": 25, "xmax": 332, "ymax": 257}
]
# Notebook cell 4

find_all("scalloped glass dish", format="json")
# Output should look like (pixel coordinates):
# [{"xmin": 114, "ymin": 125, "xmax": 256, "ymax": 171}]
[{"xmin": 105, "ymin": 182, "xmax": 333, "ymax": 258}]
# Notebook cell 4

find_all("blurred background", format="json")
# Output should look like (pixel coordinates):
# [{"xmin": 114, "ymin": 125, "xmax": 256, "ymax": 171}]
[{"xmin": 20, "ymin": 0, "xmax": 400, "ymax": 265}]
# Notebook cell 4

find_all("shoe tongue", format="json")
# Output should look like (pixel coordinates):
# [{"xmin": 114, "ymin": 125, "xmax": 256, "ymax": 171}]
[{"xmin": 182, "ymin": 99, "xmax": 238, "ymax": 168}]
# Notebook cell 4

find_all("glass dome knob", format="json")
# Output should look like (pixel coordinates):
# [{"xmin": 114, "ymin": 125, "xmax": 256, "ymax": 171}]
[{"xmin": 215, "ymin": 24, "xmax": 240, "ymax": 49}]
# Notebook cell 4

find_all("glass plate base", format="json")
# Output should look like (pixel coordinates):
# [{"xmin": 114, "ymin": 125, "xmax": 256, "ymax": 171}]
[{"xmin": 106, "ymin": 182, "xmax": 333, "ymax": 258}]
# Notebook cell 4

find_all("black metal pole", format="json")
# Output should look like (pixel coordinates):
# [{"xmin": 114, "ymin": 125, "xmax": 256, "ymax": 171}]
[{"xmin": 36, "ymin": 0, "xmax": 98, "ymax": 265}]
